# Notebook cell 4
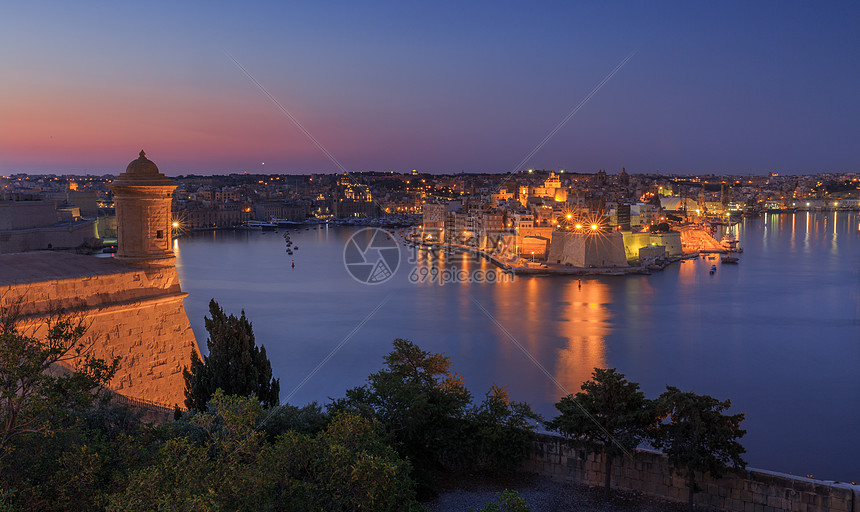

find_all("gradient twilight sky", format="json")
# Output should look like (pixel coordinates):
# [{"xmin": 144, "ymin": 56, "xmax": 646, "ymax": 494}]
[{"xmin": 1, "ymin": 1, "xmax": 858, "ymax": 176}]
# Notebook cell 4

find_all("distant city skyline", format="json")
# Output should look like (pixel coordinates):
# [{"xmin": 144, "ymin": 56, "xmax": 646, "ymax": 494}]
[{"xmin": 1, "ymin": 1, "xmax": 858, "ymax": 176}]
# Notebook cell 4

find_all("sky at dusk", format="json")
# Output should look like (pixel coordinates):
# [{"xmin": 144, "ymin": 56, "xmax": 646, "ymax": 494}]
[{"xmin": 1, "ymin": 1, "xmax": 858, "ymax": 176}]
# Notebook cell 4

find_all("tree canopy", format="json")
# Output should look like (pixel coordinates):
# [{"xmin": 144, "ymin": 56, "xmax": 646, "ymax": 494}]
[
  {"xmin": 333, "ymin": 339, "xmax": 539, "ymax": 497},
  {"xmin": 651, "ymin": 386, "xmax": 747, "ymax": 510},
  {"xmin": 0, "ymin": 306, "xmax": 118, "ymax": 461},
  {"xmin": 183, "ymin": 300, "xmax": 279, "ymax": 411},
  {"xmin": 549, "ymin": 368, "xmax": 656, "ymax": 499},
  {"xmin": 110, "ymin": 391, "xmax": 420, "ymax": 512}
]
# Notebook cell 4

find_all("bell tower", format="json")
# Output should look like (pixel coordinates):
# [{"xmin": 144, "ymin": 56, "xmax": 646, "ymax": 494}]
[{"xmin": 109, "ymin": 150, "xmax": 177, "ymax": 267}]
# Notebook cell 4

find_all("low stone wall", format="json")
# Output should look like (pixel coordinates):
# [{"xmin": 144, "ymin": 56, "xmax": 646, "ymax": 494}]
[
  {"xmin": 109, "ymin": 392, "xmax": 175, "ymax": 424},
  {"xmin": 524, "ymin": 433, "xmax": 859, "ymax": 512}
]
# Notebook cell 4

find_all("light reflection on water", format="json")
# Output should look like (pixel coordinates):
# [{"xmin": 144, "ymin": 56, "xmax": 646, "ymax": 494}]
[{"xmin": 175, "ymin": 212, "xmax": 859, "ymax": 481}]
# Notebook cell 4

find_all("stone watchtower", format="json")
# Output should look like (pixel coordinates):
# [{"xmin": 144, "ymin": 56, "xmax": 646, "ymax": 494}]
[
  {"xmin": 109, "ymin": 151, "xmax": 176, "ymax": 267},
  {"xmin": 0, "ymin": 150, "xmax": 201, "ymax": 408}
]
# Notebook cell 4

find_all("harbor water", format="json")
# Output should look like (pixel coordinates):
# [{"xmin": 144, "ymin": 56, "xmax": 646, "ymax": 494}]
[{"xmin": 175, "ymin": 211, "xmax": 860, "ymax": 482}]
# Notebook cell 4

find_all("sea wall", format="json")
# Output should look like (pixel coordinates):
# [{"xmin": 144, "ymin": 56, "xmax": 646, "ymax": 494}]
[{"xmin": 524, "ymin": 433, "xmax": 859, "ymax": 512}]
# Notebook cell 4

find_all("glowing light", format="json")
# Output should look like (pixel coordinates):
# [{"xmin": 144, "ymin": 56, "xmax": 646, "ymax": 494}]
[
  {"xmin": 575, "ymin": 223, "xmax": 583, "ymax": 230},
  {"xmin": 566, "ymin": 213, "xmax": 572, "ymax": 220},
  {"xmin": 590, "ymin": 224, "xmax": 598, "ymax": 230},
  {"xmin": 172, "ymin": 221, "xmax": 179, "ymax": 228}
]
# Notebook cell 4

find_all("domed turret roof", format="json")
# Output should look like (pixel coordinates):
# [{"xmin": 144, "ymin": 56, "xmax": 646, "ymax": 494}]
[{"xmin": 113, "ymin": 150, "xmax": 174, "ymax": 186}]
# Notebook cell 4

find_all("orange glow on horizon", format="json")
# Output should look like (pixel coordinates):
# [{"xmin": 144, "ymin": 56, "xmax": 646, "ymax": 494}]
[{"xmin": 0, "ymin": 82, "xmax": 360, "ymax": 172}]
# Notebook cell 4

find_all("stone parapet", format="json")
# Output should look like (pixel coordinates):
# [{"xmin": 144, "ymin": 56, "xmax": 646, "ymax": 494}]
[
  {"xmin": 524, "ymin": 432, "xmax": 859, "ymax": 512},
  {"xmin": 0, "ymin": 252, "xmax": 200, "ymax": 408}
]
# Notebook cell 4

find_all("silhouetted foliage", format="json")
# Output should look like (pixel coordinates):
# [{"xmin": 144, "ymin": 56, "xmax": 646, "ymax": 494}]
[
  {"xmin": 183, "ymin": 300, "xmax": 279, "ymax": 411},
  {"xmin": 333, "ymin": 339, "xmax": 539, "ymax": 497},
  {"xmin": 258, "ymin": 401, "xmax": 329, "ymax": 438},
  {"xmin": 473, "ymin": 489, "xmax": 530, "ymax": 512},
  {"xmin": 0, "ymin": 303, "xmax": 119, "ymax": 461},
  {"xmin": 651, "ymin": 386, "xmax": 746, "ymax": 511},
  {"xmin": 651, "ymin": 222, "xmax": 671, "ymax": 233},
  {"xmin": 110, "ymin": 391, "xmax": 421, "ymax": 512},
  {"xmin": 549, "ymin": 368, "xmax": 656, "ymax": 500}
]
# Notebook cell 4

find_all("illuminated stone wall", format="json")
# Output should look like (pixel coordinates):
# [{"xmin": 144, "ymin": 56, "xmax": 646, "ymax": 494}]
[
  {"xmin": 0, "ymin": 252, "xmax": 200, "ymax": 407},
  {"xmin": 548, "ymin": 231, "xmax": 628, "ymax": 267},
  {"xmin": 621, "ymin": 231, "xmax": 683, "ymax": 260}
]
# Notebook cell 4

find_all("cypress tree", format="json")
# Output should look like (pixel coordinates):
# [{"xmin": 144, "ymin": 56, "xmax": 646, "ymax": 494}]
[{"xmin": 183, "ymin": 299, "xmax": 280, "ymax": 411}]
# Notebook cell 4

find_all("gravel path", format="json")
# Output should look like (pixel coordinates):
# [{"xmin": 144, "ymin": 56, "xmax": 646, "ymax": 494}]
[{"xmin": 425, "ymin": 473, "xmax": 687, "ymax": 512}]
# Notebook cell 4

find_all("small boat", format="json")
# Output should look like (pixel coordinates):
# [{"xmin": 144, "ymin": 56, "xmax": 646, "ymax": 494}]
[
  {"xmin": 721, "ymin": 255, "xmax": 739, "ymax": 264},
  {"xmin": 247, "ymin": 220, "xmax": 277, "ymax": 231},
  {"xmin": 709, "ymin": 265, "xmax": 717, "ymax": 274}
]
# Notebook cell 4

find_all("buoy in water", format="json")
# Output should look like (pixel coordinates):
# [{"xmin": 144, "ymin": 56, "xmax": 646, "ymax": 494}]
[{"xmin": 291, "ymin": 260, "xmax": 295, "ymax": 268}]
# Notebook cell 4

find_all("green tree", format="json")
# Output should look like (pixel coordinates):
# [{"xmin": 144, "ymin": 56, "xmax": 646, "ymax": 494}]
[
  {"xmin": 2, "ymin": 403, "xmax": 161, "ymax": 512},
  {"xmin": 548, "ymin": 368, "xmax": 655, "ymax": 500},
  {"xmin": 651, "ymin": 222, "xmax": 671, "ymax": 233},
  {"xmin": 651, "ymin": 386, "xmax": 746, "ymax": 511},
  {"xmin": 0, "ymin": 306, "xmax": 119, "ymax": 462},
  {"xmin": 183, "ymin": 300, "xmax": 279, "ymax": 411},
  {"xmin": 334, "ymin": 338, "xmax": 472, "ymax": 493},
  {"xmin": 334, "ymin": 339, "xmax": 538, "ymax": 497},
  {"xmin": 472, "ymin": 489, "xmax": 530, "ymax": 512},
  {"xmin": 111, "ymin": 391, "xmax": 420, "ymax": 512},
  {"xmin": 465, "ymin": 385, "xmax": 541, "ymax": 473},
  {"xmin": 259, "ymin": 412, "xmax": 421, "ymax": 512}
]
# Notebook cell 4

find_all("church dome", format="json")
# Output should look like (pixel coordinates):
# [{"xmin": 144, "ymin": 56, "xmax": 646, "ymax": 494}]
[{"xmin": 113, "ymin": 150, "xmax": 173, "ymax": 185}]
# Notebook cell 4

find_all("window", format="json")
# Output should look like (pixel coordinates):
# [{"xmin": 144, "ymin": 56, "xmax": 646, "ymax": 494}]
[{"xmin": 156, "ymin": 230, "xmax": 164, "ymax": 239}]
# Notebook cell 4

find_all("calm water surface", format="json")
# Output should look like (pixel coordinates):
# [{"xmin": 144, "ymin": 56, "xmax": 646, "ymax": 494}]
[{"xmin": 175, "ymin": 212, "xmax": 860, "ymax": 481}]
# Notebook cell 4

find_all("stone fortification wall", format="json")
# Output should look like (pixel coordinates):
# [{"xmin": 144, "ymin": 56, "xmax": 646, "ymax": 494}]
[
  {"xmin": 519, "ymin": 236, "xmax": 549, "ymax": 259},
  {"xmin": 547, "ymin": 231, "xmax": 584, "ymax": 266},
  {"xmin": 98, "ymin": 215, "xmax": 117, "ymax": 238},
  {"xmin": 547, "ymin": 232, "xmax": 628, "ymax": 267},
  {"xmin": 585, "ymin": 232, "xmax": 628, "ymax": 267},
  {"xmin": 0, "ymin": 220, "xmax": 98, "ymax": 253},
  {"xmin": 0, "ymin": 252, "xmax": 200, "ymax": 407},
  {"xmin": 0, "ymin": 200, "xmax": 58, "ymax": 230},
  {"xmin": 524, "ymin": 433, "xmax": 859, "ymax": 512},
  {"xmin": 621, "ymin": 231, "xmax": 683, "ymax": 260}
]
